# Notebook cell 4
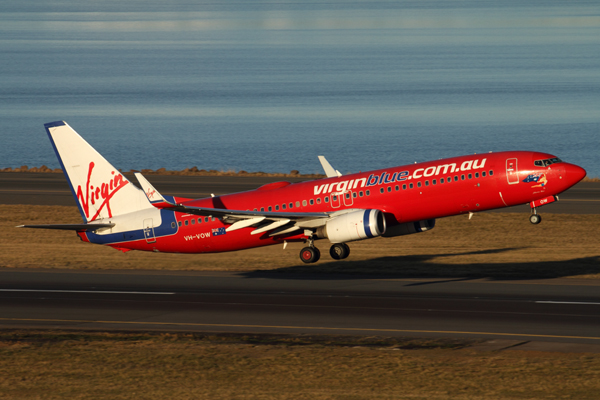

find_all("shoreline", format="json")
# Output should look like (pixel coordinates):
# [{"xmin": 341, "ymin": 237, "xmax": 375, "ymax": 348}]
[
  {"xmin": 2, "ymin": 165, "xmax": 598, "ymax": 181},
  {"xmin": 0, "ymin": 165, "xmax": 326, "ymax": 179}
]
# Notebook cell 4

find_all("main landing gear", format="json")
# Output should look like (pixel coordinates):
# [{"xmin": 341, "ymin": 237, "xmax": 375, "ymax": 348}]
[
  {"xmin": 329, "ymin": 243, "xmax": 350, "ymax": 260},
  {"xmin": 299, "ymin": 238, "xmax": 350, "ymax": 264}
]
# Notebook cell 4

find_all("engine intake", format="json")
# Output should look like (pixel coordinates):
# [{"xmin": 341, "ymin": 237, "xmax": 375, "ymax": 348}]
[{"xmin": 317, "ymin": 209, "xmax": 386, "ymax": 243}]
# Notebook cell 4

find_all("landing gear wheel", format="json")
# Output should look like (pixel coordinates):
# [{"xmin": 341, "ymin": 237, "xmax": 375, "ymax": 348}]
[
  {"xmin": 329, "ymin": 243, "xmax": 350, "ymax": 260},
  {"xmin": 300, "ymin": 247, "xmax": 320, "ymax": 264},
  {"xmin": 529, "ymin": 214, "xmax": 542, "ymax": 225}
]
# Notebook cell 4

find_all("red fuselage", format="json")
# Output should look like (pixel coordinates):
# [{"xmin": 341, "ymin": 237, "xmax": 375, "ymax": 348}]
[{"xmin": 83, "ymin": 150, "xmax": 585, "ymax": 254}]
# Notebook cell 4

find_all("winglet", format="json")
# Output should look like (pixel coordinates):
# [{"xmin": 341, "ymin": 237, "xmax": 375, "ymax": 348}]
[
  {"xmin": 318, "ymin": 156, "xmax": 342, "ymax": 178},
  {"xmin": 135, "ymin": 173, "xmax": 177, "ymax": 208}
]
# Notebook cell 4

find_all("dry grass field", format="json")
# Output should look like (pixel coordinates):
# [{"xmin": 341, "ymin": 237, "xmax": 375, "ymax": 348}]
[
  {"xmin": 1, "ymin": 331, "xmax": 599, "ymax": 400},
  {"xmin": 2, "ymin": 204, "xmax": 599, "ymax": 279}
]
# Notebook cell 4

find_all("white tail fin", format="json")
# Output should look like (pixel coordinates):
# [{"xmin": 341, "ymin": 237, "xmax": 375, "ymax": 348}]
[{"xmin": 45, "ymin": 121, "xmax": 152, "ymax": 222}]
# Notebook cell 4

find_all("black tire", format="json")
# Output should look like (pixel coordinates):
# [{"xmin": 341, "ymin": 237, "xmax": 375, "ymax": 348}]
[
  {"xmin": 330, "ymin": 243, "xmax": 350, "ymax": 260},
  {"xmin": 300, "ymin": 247, "xmax": 319, "ymax": 263},
  {"xmin": 529, "ymin": 214, "xmax": 542, "ymax": 225}
]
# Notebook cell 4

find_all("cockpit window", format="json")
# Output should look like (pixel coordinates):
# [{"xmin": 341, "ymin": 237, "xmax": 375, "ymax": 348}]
[{"xmin": 535, "ymin": 157, "xmax": 562, "ymax": 167}]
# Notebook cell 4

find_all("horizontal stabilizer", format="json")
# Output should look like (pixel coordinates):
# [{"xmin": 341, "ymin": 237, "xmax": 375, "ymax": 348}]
[
  {"xmin": 135, "ymin": 172, "xmax": 176, "ymax": 208},
  {"xmin": 17, "ymin": 223, "xmax": 115, "ymax": 232}
]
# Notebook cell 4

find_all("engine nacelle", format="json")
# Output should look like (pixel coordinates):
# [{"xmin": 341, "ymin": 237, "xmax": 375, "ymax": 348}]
[
  {"xmin": 382, "ymin": 219, "xmax": 435, "ymax": 238},
  {"xmin": 316, "ymin": 209, "xmax": 386, "ymax": 243}
]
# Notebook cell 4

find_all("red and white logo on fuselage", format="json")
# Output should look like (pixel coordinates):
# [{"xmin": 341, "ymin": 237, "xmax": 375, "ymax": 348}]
[{"xmin": 76, "ymin": 162, "xmax": 129, "ymax": 221}]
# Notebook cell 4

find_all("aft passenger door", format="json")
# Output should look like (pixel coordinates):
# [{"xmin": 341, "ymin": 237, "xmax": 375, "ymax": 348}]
[{"xmin": 143, "ymin": 218, "xmax": 156, "ymax": 243}]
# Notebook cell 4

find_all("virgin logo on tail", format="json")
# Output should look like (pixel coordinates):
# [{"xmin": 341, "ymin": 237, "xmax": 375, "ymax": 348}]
[{"xmin": 76, "ymin": 162, "xmax": 129, "ymax": 221}]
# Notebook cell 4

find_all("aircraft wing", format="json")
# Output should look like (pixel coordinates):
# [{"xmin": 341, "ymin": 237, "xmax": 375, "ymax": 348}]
[
  {"xmin": 17, "ymin": 223, "xmax": 115, "ymax": 231},
  {"xmin": 135, "ymin": 173, "xmax": 341, "ymax": 236}
]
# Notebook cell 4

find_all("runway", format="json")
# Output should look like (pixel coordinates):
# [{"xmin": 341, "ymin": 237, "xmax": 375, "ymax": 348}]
[
  {"xmin": 1, "ymin": 172, "xmax": 599, "ymax": 345},
  {"xmin": 1, "ymin": 269, "xmax": 600, "ymax": 345},
  {"xmin": 1, "ymin": 172, "xmax": 599, "ymax": 213}
]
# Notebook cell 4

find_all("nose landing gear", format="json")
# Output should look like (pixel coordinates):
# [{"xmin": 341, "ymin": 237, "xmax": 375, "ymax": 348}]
[{"xmin": 529, "ymin": 209, "xmax": 542, "ymax": 225}]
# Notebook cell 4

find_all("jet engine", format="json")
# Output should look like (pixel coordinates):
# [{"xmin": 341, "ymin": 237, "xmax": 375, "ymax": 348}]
[
  {"xmin": 316, "ymin": 209, "xmax": 386, "ymax": 243},
  {"xmin": 382, "ymin": 219, "xmax": 435, "ymax": 237}
]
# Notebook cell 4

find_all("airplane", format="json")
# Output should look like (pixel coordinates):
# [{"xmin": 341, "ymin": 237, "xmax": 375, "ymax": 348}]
[{"xmin": 18, "ymin": 121, "xmax": 587, "ymax": 264}]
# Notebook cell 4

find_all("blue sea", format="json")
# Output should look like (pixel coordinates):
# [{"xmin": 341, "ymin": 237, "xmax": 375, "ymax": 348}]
[{"xmin": 1, "ymin": 1, "xmax": 599, "ymax": 176}]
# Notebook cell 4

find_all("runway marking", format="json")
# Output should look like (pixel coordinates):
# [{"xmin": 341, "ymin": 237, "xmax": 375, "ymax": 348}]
[
  {"xmin": 536, "ymin": 301, "xmax": 600, "ymax": 305},
  {"xmin": 1, "ymin": 317, "xmax": 599, "ymax": 341},
  {"xmin": 0, "ymin": 289, "xmax": 174, "ymax": 295}
]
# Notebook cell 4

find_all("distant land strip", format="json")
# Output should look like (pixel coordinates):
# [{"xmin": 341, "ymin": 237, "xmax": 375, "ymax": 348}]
[
  {"xmin": 2, "ymin": 165, "xmax": 598, "ymax": 181},
  {"xmin": 0, "ymin": 165, "xmax": 327, "ymax": 179}
]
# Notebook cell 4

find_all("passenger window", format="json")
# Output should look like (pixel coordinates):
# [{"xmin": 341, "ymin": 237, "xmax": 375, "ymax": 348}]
[
  {"xmin": 205, "ymin": 217, "xmax": 209, "ymax": 222},
  {"xmin": 461, "ymin": 175, "xmax": 465, "ymax": 180},
  {"xmin": 282, "ymin": 204, "xmax": 287, "ymax": 210},
  {"xmin": 468, "ymin": 173, "xmax": 472, "ymax": 179},
  {"xmin": 212, "ymin": 217, "xmax": 215, "ymax": 222},
  {"xmin": 425, "ymin": 180, "xmax": 429, "ymax": 186},
  {"xmin": 353, "ymin": 192, "xmax": 357, "ymax": 198},
  {"xmin": 178, "ymin": 221, "xmax": 182, "ymax": 227},
  {"xmin": 359, "ymin": 191, "xmax": 364, "ymax": 197},
  {"xmin": 366, "ymin": 190, "xmax": 370, "ymax": 196},
  {"xmin": 191, "ymin": 219, "xmax": 195, "ymax": 225},
  {"xmin": 346, "ymin": 192, "xmax": 351, "ymax": 199},
  {"xmin": 332, "ymin": 195, "xmax": 337, "ymax": 201},
  {"xmin": 402, "ymin": 184, "xmax": 407, "ymax": 190},
  {"xmin": 454, "ymin": 176, "xmax": 458, "ymax": 182},
  {"xmin": 289, "ymin": 203, "xmax": 293, "ymax": 209},
  {"xmin": 475, "ymin": 173, "xmax": 479, "ymax": 178},
  {"xmin": 417, "ymin": 182, "xmax": 422, "ymax": 188},
  {"xmin": 301, "ymin": 200, "xmax": 306, "ymax": 206},
  {"xmin": 395, "ymin": 185, "xmax": 399, "ymax": 191},
  {"xmin": 309, "ymin": 199, "xmax": 314, "ymax": 205},
  {"xmin": 268, "ymin": 206, "xmax": 272, "ymax": 211},
  {"xmin": 387, "ymin": 187, "xmax": 392, "ymax": 192},
  {"xmin": 198, "ymin": 218, "xmax": 202, "ymax": 224},
  {"xmin": 482, "ymin": 171, "xmax": 486, "ymax": 177},
  {"xmin": 440, "ymin": 178, "xmax": 444, "ymax": 183},
  {"xmin": 380, "ymin": 188, "xmax": 384, "ymax": 194},
  {"xmin": 275, "ymin": 205, "xmax": 279, "ymax": 211},
  {"xmin": 325, "ymin": 197, "xmax": 329, "ymax": 203},
  {"xmin": 409, "ymin": 183, "xmax": 414, "ymax": 189},
  {"xmin": 185, "ymin": 220, "xmax": 189, "ymax": 226},
  {"xmin": 490, "ymin": 170, "xmax": 494, "ymax": 176},
  {"xmin": 171, "ymin": 222, "xmax": 176, "ymax": 229},
  {"xmin": 317, "ymin": 198, "xmax": 321, "ymax": 204}
]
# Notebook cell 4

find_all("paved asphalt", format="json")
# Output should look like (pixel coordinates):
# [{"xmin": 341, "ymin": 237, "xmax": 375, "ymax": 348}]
[
  {"xmin": 1, "ymin": 172, "xmax": 599, "ymax": 347},
  {"xmin": 1, "ymin": 269, "xmax": 600, "ymax": 345}
]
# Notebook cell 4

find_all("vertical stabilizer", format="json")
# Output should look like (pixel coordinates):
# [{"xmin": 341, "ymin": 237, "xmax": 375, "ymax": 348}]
[{"xmin": 45, "ymin": 121, "xmax": 152, "ymax": 222}]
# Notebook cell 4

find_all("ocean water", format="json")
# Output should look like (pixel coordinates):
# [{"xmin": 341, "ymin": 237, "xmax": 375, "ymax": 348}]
[{"xmin": 1, "ymin": 1, "xmax": 599, "ymax": 176}]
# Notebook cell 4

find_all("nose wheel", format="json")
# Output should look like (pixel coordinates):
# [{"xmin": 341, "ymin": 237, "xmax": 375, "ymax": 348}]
[{"xmin": 529, "ymin": 207, "xmax": 542, "ymax": 225}]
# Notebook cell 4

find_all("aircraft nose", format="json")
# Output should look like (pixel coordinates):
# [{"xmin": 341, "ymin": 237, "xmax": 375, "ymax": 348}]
[{"xmin": 565, "ymin": 163, "xmax": 586, "ymax": 184}]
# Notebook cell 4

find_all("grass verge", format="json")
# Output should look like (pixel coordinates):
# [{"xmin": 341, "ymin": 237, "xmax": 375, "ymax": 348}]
[
  {"xmin": 1, "ymin": 330, "xmax": 599, "ymax": 400},
  {"xmin": 1, "ymin": 205, "xmax": 599, "ymax": 279}
]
